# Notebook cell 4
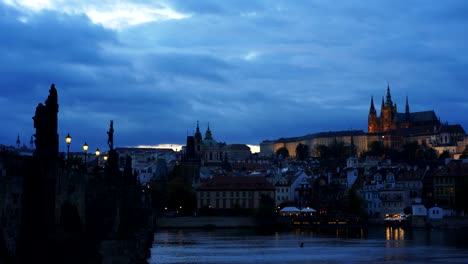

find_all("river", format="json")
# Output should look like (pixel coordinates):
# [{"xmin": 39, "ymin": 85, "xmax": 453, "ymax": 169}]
[{"xmin": 148, "ymin": 227, "xmax": 468, "ymax": 264}]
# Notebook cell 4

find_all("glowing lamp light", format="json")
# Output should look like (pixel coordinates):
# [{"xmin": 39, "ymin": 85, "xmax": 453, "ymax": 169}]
[{"xmin": 65, "ymin": 133, "xmax": 72, "ymax": 145}]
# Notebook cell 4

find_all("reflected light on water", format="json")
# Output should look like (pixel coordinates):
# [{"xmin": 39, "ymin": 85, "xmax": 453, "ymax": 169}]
[{"xmin": 385, "ymin": 227, "xmax": 405, "ymax": 241}]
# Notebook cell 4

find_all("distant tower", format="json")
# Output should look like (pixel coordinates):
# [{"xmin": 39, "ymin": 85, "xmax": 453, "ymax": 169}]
[
  {"xmin": 368, "ymin": 96, "xmax": 378, "ymax": 133},
  {"xmin": 380, "ymin": 84, "xmax": 397, "ymax": 132},
  {"xmin": 30, "ymin": 135, "xmax": 34, "ymax": 149},
  {"xmin": 185, "ymin": 136, "xmax": 197, "ymax": 160},
  {"xmin": 194, "ymin": 121, "xmax": 203, "ymax": 154},
  {"xmin": 16, "ymin": 133, "xmax": 21, "ymax": 148},
  {"xmin": 402, "ymin": 96, "xmax": 411, "ymax": 128},
  {"xmin": 204, "ymin": 123, "xmax": 213, "ymax": 140}
]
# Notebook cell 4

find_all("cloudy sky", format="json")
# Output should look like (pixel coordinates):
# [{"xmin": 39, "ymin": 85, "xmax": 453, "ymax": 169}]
[{"xmin": 1, "ymin": 0, "xmax": 467, "ymax": 153}]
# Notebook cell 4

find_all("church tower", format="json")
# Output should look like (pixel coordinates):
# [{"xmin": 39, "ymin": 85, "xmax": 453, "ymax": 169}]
[
  {"xmin": 380, "ymin": 85, "xmax": 397, "ymax": 132},
  {"xmin": 204, "ymin": 123, "xmax": 213, "ymax": 140},
  {"xmin": 401, "ymin": 96, "xmax": 411, "ymax": 128},
  {"xmin": 368, "ymin": 96, "xmax": 378, "ymax": 133},
  {"xmin": 194, "ymin": 121, "xmax": 203, "ymax": 154}
]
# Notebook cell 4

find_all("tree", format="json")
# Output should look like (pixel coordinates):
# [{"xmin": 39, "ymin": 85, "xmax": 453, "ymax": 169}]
[
  {"xmin": 415, "ymin": 145, "xmax": 438, "ymax": 161},
  {"xmin": 166, "ymin": 165, "xmax": 197, "ymax": 214},
  {"xmin": 315, "ymin": 144, "xmax": 329, "ymax": 160},
  {"xmin": 438, "ymin": 150, "xmax": 451, "ymax": 160},
  {"xmin": 295, "ymin": 143, "xmax": 309, "ymax": 160},
  {"xmin": 402, "ymin": 141, "xmax": 419, "ymax": 163},
  {"xmin": 347, "ymin": 186, "xmax": 366, "ymax": 217},
  {"xmin": 328, "ymin": 140, "xmax": 345, "ymax": 161},
  {"xmin": 368, "ymin": 140, "xmax": 385, "ymax": 157},
  {"xmin": 276, "ymin": 147, "xmax": 289, "ymax": 158},
  {"xmin": 255, "ymin": 194, "xmax": 276, "ymax": 233}
]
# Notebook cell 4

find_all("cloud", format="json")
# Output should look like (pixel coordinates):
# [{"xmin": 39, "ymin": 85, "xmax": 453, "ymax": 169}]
[
  {"xmin": 2, "ymin": 0, "xmax": 191, "ymax": 30},
  {"xmin": 1, "ymin": 0, "xmax": 468, "ymax": 153}
]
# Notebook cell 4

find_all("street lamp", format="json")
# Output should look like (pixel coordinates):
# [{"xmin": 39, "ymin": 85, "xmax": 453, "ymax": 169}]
[
  {"xmin": 83, "ymin": 142, "xmax": 88, "ymax": 164},
  {"xmin": 65, "ymin": 133, "xmax": 72, "ymax": 160},
  {"xmin": 95, "ymin": 148, "xmax": 100, "ymax": 167}
]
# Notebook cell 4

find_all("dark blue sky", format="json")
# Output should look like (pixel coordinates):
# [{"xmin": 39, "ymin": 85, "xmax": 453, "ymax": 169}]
[{"xmin": 1, "ymin": 1, "xmax": 467, "ymax": 153}]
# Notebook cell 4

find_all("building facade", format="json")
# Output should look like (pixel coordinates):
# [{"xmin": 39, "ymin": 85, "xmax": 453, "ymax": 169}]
[{"xmin": 195, "ymin": 176, "xmax": 275, "ymax": 210}]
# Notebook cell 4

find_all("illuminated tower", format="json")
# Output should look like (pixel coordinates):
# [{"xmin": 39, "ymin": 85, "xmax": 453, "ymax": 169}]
[
  {"xmin": 380, "ymin": 85, "xmax": 397, "ymax": 132},
  {"xmin": 368, "ymin": 96, "xmax": 378, "ymax": 133}
]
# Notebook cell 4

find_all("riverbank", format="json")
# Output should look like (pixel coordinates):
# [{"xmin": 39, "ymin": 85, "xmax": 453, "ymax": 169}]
[
  {"xmin": 156, "ymin": 216, "xmax": 256, "ymax": 229},
  {"xmin": 156, "ymin": 215, "xmax": 468, "ymax": 231},
  {"xmin": 367, "ymin": 216, "xmax": 468, "ymax": 229}
]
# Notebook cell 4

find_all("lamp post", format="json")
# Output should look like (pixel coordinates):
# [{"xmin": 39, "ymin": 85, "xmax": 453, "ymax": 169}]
[
  {"xmin": 95, "ymin": 148, "xmax": 100, "ymax": 167},
  {"xmin": 83, "ymin": 142, "xmax": 88, "ymax": 164},
  {"xmin": 65, "ymin": 133, "xmax": 72, "ymax": 160}
]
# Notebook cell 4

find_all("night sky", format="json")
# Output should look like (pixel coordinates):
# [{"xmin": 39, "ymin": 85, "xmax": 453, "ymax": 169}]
[{"xmin": 1, "ymin": 1, "xmax": 467, "ymax": 153}]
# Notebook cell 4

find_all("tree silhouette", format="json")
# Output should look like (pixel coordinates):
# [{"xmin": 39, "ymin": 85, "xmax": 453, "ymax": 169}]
[
  {"xmin": 276, "ymin": 147, "xmax": 289, "ymax": 158},
  {"xmin": 295, "ymin": 143, "xmax": 309, "ymax": 160},
  {"xmin": 402, "ymin": 141, "xmax": 419, "ymax": 163}
]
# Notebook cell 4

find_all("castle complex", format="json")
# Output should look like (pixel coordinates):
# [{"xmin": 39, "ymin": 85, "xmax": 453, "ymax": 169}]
[
  {"xmin": 260, "ymin": 86, "xmax": 467, "ymax": 158},
  {"xmin": 368, "ymin": 85, "xmax": 440, "ymax": 133}
]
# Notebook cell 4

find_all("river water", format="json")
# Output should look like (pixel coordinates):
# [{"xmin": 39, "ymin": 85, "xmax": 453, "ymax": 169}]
[{"xmin": 149, "ymin": 227, "xmax": 468, "ymax": 264}]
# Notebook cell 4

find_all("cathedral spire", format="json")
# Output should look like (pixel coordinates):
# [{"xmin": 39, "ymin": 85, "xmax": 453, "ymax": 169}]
[
  {"xmin": 405, "ymin": 95, "xmax": 410, "ymax": 123},
  {"xmin": 205, "ymin": 122, "xmax": 213, "ymax": 140},
  {"xmin": 385, "ymin": 83, "xmax": 393, "ymax": 106},
  {"xmin": 16, "ymin": 133, "xmax": 20, "ymax": 148},
  {"xmin": 194, "ymin": 120, "xmax": 202, "ymax": 142},
  {"xmin": 369, "ymin": 96, "xmax": 376, "ymax": 114}
]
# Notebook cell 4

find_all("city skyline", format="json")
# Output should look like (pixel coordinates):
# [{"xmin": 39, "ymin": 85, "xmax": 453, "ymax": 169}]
[{"xmin": 1, "ymin": 1, "xmax": 468, "ymax": 153}]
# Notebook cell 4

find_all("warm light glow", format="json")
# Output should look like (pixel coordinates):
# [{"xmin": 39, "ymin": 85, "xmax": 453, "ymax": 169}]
[
  {"xmin": 103, "ymin": 155, "xmax": 108, "ymax": 161},
  {"xmin": 83, "ymin": 142, "xmax": 88, "ymax": 152},
  {"xmin": 136, "ymin": 144, "xmax": 183, "ymax": 151},
  {"xmin": 65, "ymin": 133, "xmax": 72, "ymax": 145},
  {"xmin": 247, "ymin": 145, "xmax": 260, "ymax": 153},
  {"xmin": 95, "ymin": 148, "xmax": 100, "ymax": 156}
]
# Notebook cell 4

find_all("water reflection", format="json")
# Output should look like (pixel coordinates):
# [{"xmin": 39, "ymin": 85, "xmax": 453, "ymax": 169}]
[
  {"xmin": 385, "ymin": 226, "xmax": 406, "ymax": 241},
  {"xmin": 150, "ymin": 227, "xmax": 468, "ymax": 264}
]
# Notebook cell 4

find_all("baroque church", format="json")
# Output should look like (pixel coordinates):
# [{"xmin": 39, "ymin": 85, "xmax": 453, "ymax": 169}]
[{"xmin": 194, "ymin": 121, "xmax": 223, "ymax": 165}]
